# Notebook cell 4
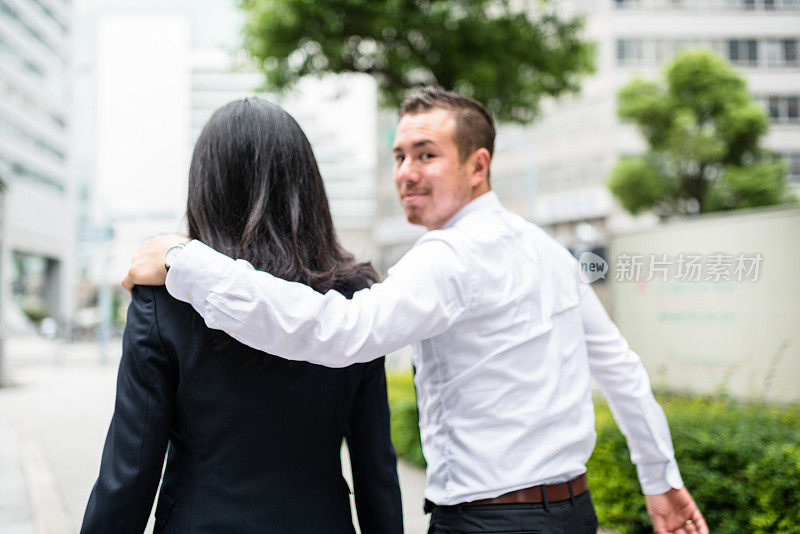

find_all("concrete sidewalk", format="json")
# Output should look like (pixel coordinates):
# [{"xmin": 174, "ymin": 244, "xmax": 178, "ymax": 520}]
[
  {"xmin": 0, "ymin": 336, "xmax": 429, "ymax": 534},
  {"xmin": 0, "ymin": 336, "xmax": 615, "ymax": 534}
]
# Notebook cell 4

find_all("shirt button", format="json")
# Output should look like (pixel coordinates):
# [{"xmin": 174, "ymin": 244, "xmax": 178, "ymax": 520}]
[
  {"xmin": 655, "ymin": 472, "xmax": 662, "ymax": 479},
  {"xmin": 186, "ymin": 293, "xmax": 193, "ymax": 301}
]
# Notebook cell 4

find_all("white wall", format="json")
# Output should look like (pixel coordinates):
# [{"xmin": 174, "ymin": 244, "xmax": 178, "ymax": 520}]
[
  {"xmin": 609, "ymin": 207, "xmax": 800, "ymax": 402},
  {"xmin": 94, "ymin": 10, "xmax": 191, "ymax": 224}
]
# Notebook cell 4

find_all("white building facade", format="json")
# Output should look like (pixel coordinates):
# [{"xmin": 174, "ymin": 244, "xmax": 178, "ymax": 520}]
[
  {"xmin": 189, "ymin": 0, "xmax": 379, "ymax": 260},
  {"xmin": 74, "ymin": 0, "xmax": 379, "ymax": 301},
  {"xmin": 0, "ymin": 0, "xmax": 74, "ymax": 348},
  {"xmin": 520, "ymin": 0, "xmax": 800, "ymax": 249}
]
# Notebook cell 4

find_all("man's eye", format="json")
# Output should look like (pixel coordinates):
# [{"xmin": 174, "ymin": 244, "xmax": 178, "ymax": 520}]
[
  {"xmin": 421, "ymin": 153, "xmax": 435, "ymax": 160},
  {"xmin": 394, "ymin": 154, "xmax": 405, "ymax": 164}
]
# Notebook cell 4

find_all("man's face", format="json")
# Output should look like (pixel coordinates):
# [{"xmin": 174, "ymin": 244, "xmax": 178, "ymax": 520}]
[{"xmin": 392, "ymin": 108, "xmax": 474, "ymax": 230}]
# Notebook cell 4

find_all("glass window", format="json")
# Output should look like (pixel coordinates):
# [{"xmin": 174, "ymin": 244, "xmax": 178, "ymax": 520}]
[
  {"xmin": 769, "ymin": 97, "xmax": 781, "ymax": 119},
  {"xmin": 785, "ymin": 40, "xmax": 798, "ymax": 64},
  {"xmin": 728, "ymin": 40, "xmax": 740, "ymax": 61},
  {"xmin": 788, "ymin": 97, "xmax": 799, "ymax": 119},
  {"xmin": 788, "ymin": 154, "xmax": 800, "ymax": 181},
  {"xmin": 764, "ymin": 40, "xmax": 785, "ymax": 67},
  {"xmin": 617, "ymin": 39, "xmax": 642, "ymax": 65},
  {"xmin": 766, "ymin": 40, "xmax": 781, "ymax": 65},
  {"xmin": 747, "ymin": 40, "xmax": 758, "ymax": 63}
]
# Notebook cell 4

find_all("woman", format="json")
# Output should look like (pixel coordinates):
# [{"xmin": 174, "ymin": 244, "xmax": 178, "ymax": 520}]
[{"xmin": 81, "ymin": 98, "xmax": 403, "ymax": 533}]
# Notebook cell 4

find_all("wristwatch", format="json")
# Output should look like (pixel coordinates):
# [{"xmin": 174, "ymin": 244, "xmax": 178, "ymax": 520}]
[{"xmin": 164, "ymin": 242, "xmax": 188, "ymax": 272}]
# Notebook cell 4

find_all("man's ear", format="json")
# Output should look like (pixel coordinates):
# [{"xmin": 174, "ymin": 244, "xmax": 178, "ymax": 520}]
[{"xmin": 469, "ymin": 148, "xmax": 491, "ymax": 188}]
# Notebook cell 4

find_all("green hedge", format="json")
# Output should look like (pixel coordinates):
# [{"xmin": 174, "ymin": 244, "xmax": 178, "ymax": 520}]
[
  {"xmin": 387, "ymin": 372, "xmax": 426, "ymax": 467},
  {"xmin": 386, "ymin": 372, "xmax": 800, "ymax": 533}
]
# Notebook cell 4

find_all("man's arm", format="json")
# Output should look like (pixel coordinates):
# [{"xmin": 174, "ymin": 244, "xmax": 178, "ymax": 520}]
[
  {"xmin": 123, "ymin": 236, "xmax": 474, "ymax": 367},
  {"xmin": 579, "ymin": 284, "xmax": 708, "ymax": 534}
]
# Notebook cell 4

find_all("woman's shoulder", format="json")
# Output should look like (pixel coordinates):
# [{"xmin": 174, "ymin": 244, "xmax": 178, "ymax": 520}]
[
  {"xmin": 129, "ymin": 285, "xmax": 197, "ymax": 332},
  {"xmin": 333, "ymin": 269, "xmax": 376, "ymax": 299},
  {"xmin": 130, "ymin": 285, "xmax": 182, "ymax": 311}
]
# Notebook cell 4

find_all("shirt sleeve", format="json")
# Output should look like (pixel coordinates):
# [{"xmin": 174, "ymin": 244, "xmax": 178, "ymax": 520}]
[
  {"xmin": 165, "ymin": 238, "xmax": 474, "ymax": 367},
  {"xmin": 81, "ymin": 287, "xmax": 176, "ymax": 533},
  {"xmin": 579, "ymin": 284, "xmax": 684, "ymax": 495}
]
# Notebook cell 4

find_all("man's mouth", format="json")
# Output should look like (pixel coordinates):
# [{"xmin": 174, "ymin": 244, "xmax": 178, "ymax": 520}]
[{"xmin": 402, "ymin": 191, "xmax": 428, "ymax": 201}]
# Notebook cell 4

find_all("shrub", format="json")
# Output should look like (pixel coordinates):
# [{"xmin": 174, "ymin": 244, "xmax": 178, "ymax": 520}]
[
  {"xmin": 386, "ymin": 372, "xmax": 426, "ymax": 468},
  {"xmin": 386, "ymin": 372, "xmax": 800, "ymax": 533}
]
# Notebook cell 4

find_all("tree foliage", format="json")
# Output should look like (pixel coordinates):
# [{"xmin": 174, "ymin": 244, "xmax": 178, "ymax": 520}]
[
  {"xmin": 239, "ymin": 0, "xmax": 595, "ymax": 123},
  {"xmin": 609, "ymin": 49, "xmax": 796, "ymax": 217}
]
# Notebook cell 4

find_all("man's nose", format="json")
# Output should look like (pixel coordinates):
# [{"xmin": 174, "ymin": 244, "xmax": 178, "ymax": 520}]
[{"xmin": 395, "ymin": 158, "xmax": 419, "ymax": 183}]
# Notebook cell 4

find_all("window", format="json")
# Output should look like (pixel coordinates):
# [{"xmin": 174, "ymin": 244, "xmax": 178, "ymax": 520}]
[
  {"xmin": 748, "ymin": 40, "xmax": 758, "ymax": 63},
  {"xmin": 728, "ymin": 39, "xmax": 758, "ymax": 66},
  {"xmin": 766, "ymin": 39, "xmax": 799, "ymax": 66},
  {"xmin": 615, "ymin": 0, "xmax": 799, "ymax": 9},
  {"xmin": 785, "ymin": 40, "xmax": 798, "ymax": 65},
  {"xmin": 728, "ymin": 40, "xmax": 754, "ymax": 63},
  {"xmin": 617, "ymin": 39, "xmax": 644, "ymax": 66},
  {"xmin": 786, "ymin": 153, "xmax": 800, "ymax": 183},
  {"xmin": 618, "ymin": 38, "xmax": 796, "ymax": 68},
  {"xmin": 766, "ymin": 40, "xmax": 781, "ymax": 65},
  {"xmin": 769, "ymin": 97, "xmax": 781, "ymax": 119},
  {"xmin": 0, "ymin": 0, "xmax": 59, "ymax": 55},
  {"xmin": 728, "ymin": 40, "xmax": 739, "ymax": 61},
  {"xmin": 788, "ymin": 97, "xmax": 799, "ymax": 120},
  {"xmin": 10, "ymin": 163, "xmax": 64, "ymax": 192},
  {"xmin": 764, "ymin": 96, "xmax": 800, "ymax": 123}
]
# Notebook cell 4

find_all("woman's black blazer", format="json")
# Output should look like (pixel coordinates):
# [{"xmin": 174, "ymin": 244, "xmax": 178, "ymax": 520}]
[{"xmin": 81, "ymin": 283, "xmax": 403, "ymax": 534}]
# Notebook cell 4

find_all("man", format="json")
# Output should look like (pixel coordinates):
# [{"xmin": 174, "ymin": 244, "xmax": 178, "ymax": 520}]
[{"xmin": 124, "ymin": 87, "xmax": 707, "ymax": 534}]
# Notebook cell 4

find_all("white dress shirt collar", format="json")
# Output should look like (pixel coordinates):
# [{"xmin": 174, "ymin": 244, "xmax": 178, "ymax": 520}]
[{"xmin": 441, "ymin": 190, "xmax": 501, "ymax": 230}]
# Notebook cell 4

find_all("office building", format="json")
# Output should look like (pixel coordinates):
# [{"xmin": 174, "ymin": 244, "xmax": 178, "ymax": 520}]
[
  {"xmin": 521, "ymin": 0, "xmax": 800, "ymax": 249},
  {"xmin": 375, "ymin": 1, "xmax": 800, "ymax": 262},
  {"xmin": 0, "ymin": 0, "xmax": 74, "ymax": 348},
  {"xmin": 74, "ymin": 0, "xmax": 379, "ymax": 301}
]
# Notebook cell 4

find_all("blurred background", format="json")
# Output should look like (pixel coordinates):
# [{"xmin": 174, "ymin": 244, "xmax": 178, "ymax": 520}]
[{"xmin": 0, "ymin": 0, "xmax": 798, "ymax": 532}]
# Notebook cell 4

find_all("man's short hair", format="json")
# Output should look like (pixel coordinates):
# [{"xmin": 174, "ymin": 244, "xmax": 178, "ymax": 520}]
[{"xmin": 399, "ymin": 87, "xmax": 496, "ymax": 166}]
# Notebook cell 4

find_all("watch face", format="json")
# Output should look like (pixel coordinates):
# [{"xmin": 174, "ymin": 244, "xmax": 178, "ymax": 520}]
[{"xmin": 165, "ymin": 245, "xmax": 183, "ymax": 268}]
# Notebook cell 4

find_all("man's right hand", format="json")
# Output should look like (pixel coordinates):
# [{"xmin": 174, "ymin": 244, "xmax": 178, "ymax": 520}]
[
  {"xmin": 121, "ymin": 234, "xmax": 188, "ymax": 293},
  {"xmin": 645, "ymin": 487, "xmax": 708, "ymax": 534}
]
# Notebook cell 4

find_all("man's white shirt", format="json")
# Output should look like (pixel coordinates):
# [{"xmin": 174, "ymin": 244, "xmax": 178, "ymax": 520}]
[{"xmin": 167, "ymin": 191, "xmax": 683, "ymax": 504}]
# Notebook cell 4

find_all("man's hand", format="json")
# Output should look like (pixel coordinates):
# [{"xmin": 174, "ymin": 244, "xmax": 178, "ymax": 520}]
[
  {"xmin": 646, "ymin": 487, "xmax": 708, "ymax": 534},
  {"xmin": 121, "ymin": 234, "xmax": 188, "ymax": 293}
]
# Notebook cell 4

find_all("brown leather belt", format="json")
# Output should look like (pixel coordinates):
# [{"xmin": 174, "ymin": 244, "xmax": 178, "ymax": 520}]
[{"xmin": 465, "ymin": 474, "xmax": 588, "ymax": 506}]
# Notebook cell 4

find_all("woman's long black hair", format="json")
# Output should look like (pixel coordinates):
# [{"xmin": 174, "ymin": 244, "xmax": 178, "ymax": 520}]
[{"xmin": 187, "ymin": 97, "xmax": 376, "ymax": 296}]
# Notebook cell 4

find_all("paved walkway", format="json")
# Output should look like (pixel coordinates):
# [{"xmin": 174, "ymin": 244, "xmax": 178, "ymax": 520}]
[
  {"xmin": 0, "ymin": 337, "xmax": 429, "ymax": 534},
  {"xmin": 0, "ymin": 336, "xmax": 616, "ymax": 534}
]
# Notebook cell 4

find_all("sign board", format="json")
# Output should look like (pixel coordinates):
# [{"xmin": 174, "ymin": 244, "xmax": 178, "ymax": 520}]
[{"xmin": 608, "ymin": 207, "xmax": 800, "ymax": 403}]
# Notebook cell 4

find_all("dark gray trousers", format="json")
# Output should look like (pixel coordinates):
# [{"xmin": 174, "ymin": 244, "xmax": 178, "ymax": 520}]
[{"xmin": 427, "ymin": 490, "xmax": 599, "ymax": 534}]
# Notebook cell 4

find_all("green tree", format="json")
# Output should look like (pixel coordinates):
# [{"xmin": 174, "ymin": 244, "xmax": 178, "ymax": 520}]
[
  {"xmin": 239, "ymin": 0, "xmax": 595, "ymax": 123},
  {"xmin": 608, "ymin": 49, "xmax": 795, "ymax": 217}
]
